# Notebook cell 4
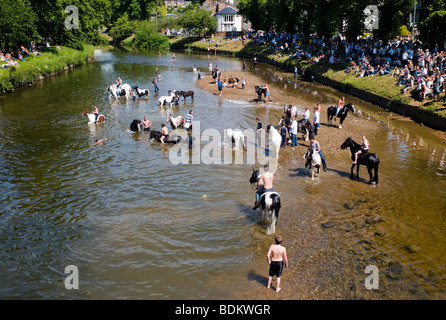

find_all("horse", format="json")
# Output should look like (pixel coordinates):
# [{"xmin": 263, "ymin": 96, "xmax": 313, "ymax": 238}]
[
  {"xmin": 255, "ymin": 86, "xmax": 267, "ymax": 101},
  {"xmin": 132, "ymin": 86, "xmax": 150, "ymax": 98},
  {"xmin": 226, "ymin": 77, "xmax": 239, "ymax": 87},
  {"xmin": 179, "ymin": 90, "xmax": 194, "ymax": 101},
  {"xmin": 327, "ymin": 103, "xmax": 355, "ymax": 128},
  {"xmin": 130, "ymin": 119, "xmax": 142, "ymax": 132},
  {"xmin": 340, "ymin": 137, "xmax": 379, "ymax": 185},
  {"xmin": 149, "ymin": 130, "xmax": 182, "ymax": 144},
  {"xmin": 159, "ymin": 90, "xmax": 178, "ymax": 107},
  {"xmin": 303, "ymin": 147, "xmax": 321, "ymax": 179},
  {"xmin": 249, "ymin": 169, "xmax": 281, "ymax": 235},
  {"xmin": 82, "ymin": 109, "xmax": 106, "ymax": 124},
  {"xmin": 297, "ymin": 119, "xmax": 311, "ymax": 141},
  {"xmin": 107, "ymin": 84, "xmax": 132, "ymax": 100},
  {"xmin": 266, "ymin": 125, "xmax": 282, "ymax": 158},
  {"xmin": 225, "ymin": 128, "xmax": 246, "ymax": 150},
  {"xmin": 167, "ymin": 114, "xmax": 185, "ymax": 129}
]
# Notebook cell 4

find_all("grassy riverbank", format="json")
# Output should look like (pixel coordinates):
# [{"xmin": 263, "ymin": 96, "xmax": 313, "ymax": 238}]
[
  {"xmin": 170, "ymin": 36, "xmax": 446, "ymax": 130},
  {"xmin": 0, "ymin": 45, "xmax": 95, "ymax": 95}
]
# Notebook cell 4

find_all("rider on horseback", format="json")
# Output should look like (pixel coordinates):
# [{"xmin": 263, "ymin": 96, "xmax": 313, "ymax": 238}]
[
  {"xmin": 253, "ymin": 165, "xmax": 275, "ymax": 210},
  {"xmin": 310, "ymin": 137, "xmax": 327, "ymax": 172},
  {"xmin": 352, "ymin": 136, "xmax": 369, "ymax": 164},
  {"xmin": 336, "ymin": 96, "xmax": 345, "ymax": 118}
]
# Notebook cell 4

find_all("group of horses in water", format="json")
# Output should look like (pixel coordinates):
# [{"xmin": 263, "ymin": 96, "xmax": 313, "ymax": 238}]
[
  {"xmin": 247, "ymin": 100, "xmax": 379, "ymax": 235},
  {"xmin": 85, "ymin": 81, "xmax": 379, "ymax": 235}
]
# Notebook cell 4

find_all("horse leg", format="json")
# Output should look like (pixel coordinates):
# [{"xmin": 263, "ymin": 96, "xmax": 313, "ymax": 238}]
[
  {"xmin": 373, "ymin": 166, "xmax": 379, "ymax": 185},
  {"xmin": 367, "ymin": 166, "xmax": 373, "ymax": 184},
  {"xmin": 350, "ymin": 164, "xmax": 355, "ymax": 179},
  {"xmin": 356, "ymin": 163, "xmax": 360, "ymax": 179}
]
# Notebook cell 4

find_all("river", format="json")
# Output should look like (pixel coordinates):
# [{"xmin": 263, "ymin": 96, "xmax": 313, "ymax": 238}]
[{"xmin": 0, "ymin": 48, "xmax": 444, "ymax": 300}]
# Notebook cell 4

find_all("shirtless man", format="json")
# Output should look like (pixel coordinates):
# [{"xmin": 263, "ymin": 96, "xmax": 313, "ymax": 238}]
[
  {"xmin": 160, "ymin": 124, "xmax": 169, "ymax": 145},
  {"xmin": 336, "ymin": 96, "xmax": 345, "ymax": 117},
  {"xmin": 142, "ymin": 116, "xmax": 152, "ymax": 131},
  {"xmin": 267, "ymin": 235, "xmax": 288, "ymax": 292},
  {"xmin": 253, "ymin": 164, "xmax": 274, "ymax": 210}
]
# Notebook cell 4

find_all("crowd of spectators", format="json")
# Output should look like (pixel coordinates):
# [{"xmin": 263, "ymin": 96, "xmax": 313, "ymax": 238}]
[
  {"xmin": 1, "ymin": 41, "xmax": 60, "ymax": 70},
  {"xmin": 244, "ymin": 29, "xmax": 446, "ymax": 103}
]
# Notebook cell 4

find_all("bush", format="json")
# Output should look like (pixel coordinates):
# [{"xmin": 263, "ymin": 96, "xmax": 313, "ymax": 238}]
[
  {"xmin": 399, "ymin": 25, "xmax": 410, "ymax": 37},
  {"xmin": 134, "ymin": 21, "xmax": 170, "ymax": 50}
]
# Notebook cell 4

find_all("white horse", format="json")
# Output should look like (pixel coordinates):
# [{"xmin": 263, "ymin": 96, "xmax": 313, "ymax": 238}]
[
  {"xmin": 303, "ymin": 147, "xmax": 321, "ymax": 179},
  {"xmin": 225, "ymin": 128, "xmax": 246, "ymax": 150},
  {"xmin": 107, "ymin": 84, "xmax": 132, "ymax": 100},
  {"xmin": 82, "ymin": 109, "xmax": 106, "ymax": 124},
  {"xmin": 159, "ymin": 90, "xmax": 177, "ymax": 107},
  {"xmin": 266, "ymin": 125, "xmax": 281, "ymax": 158},
  {"xmin": 167, "ymin": 114, "xmax": 185, "ymax": 129}
]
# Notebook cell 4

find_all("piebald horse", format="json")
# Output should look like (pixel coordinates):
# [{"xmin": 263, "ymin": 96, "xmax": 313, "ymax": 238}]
[
  {"xmin": 167, "ymin": 114, "xmax": 185, "ymax": 129},
  {"xmin": 107, "ymin": 84, "xmax": 132, "ymax": 100},
  {"xmin": 249, "ymin": 169, "xmax": 281, "ymax": 235},
  {"xmin": 82, "ymin": 109, "xmax": 106, "ymax": 124},
  {"xmin": 327, "ymin": 103, "xmax": 355, "ymax": 128},
  {"xmin": 303, "ymin": 147, "xmax": 321, "ymax": 179}
]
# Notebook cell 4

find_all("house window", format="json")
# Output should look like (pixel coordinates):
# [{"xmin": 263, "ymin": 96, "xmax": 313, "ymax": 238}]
[{"xmin": 224, "ymin": 15, "xmax": 234, "ymax": 22}]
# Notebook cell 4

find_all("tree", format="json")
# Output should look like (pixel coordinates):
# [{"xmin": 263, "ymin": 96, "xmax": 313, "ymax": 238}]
[
  {"xmin": 178, "ymin": 8, "xmax": 215, "ymax": 36},
  {"xmin": 0, "ymin": 0, "xmax": 39, "ymax": 49},
  {"xmin": 109, "ymin": 14, "xmax": 136, "ymax": 42},
  {"xmin": 374, "ymin": 0, "xmax": 413, "ymax": 42},
  {"xmin": 418, "ymin": 10, "xmax": 446, "ymax": 46}
]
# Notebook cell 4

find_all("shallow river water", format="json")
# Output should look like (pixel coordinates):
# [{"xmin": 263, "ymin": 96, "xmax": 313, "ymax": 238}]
[{"xmin": 0, "ymin": 48, "xmax": 444, "ymax": 299}]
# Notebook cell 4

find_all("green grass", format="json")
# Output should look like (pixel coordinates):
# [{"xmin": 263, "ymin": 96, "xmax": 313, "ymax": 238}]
[{"xmin": 0, "ymin": 45, "xmax": 94, "ymax": 94}]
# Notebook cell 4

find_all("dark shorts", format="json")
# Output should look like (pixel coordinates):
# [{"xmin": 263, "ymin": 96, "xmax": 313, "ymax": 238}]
[{"xmin": 269, "ymin": 261, "xmax": 284, "ymax": 277}]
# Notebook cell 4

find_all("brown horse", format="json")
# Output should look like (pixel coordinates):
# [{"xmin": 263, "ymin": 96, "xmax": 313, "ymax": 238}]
[{"xmin": 179, "ymin": 90, "xmax": 194, "ymax": 101}]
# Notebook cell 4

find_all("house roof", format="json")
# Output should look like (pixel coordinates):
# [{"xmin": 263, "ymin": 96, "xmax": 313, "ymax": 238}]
[{"xmin": 215, "ymin": 6, "xmax": 238, "ymax": 15}]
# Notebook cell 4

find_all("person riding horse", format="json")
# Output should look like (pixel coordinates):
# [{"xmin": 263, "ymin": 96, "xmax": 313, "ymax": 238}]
[{"xmin": 253, "ymin": 164, "xmax": 275, "ymax": 210}]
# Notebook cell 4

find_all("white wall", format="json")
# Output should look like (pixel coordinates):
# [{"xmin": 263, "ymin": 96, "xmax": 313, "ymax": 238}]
[{"xmin": 216, "ymin": 14, "xmax": 243, "ymax": 32}]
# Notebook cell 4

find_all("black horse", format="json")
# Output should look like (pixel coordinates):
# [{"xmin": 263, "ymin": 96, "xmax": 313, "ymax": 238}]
[
  {"xmin": 179, "ymin": 90, "xmax": 194, "ymax": 101},
  {"xmin": 254, "ymin": 86, "xmax": 267, "ymax": 101},
  {"xmin": 130, "ymin": 119, "xmax": 142, "ymax": 132},
  {"xmin": 249, "ymin": 169, "xmax": 281, "ymax": 234},
  {"xmin": 149, "ymin": 130, "xmax": 182, "ymax": 144},
  {"xmin": 340, "ymin": 137, "xmax": 379, "ymax": 185},
  {"xmin": 327, "ymin": 103, "xmax": 355, "ymax": 128}
]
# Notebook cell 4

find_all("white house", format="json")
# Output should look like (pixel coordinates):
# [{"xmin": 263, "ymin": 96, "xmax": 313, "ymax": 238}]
[{"xmin": 215, "ymin": 6, "xmax": 243, "ymax": 33}]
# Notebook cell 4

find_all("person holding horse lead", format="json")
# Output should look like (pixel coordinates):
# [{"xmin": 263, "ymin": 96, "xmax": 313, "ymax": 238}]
[
  {"xmin": 253, "ymin": 165, "xmax": 275, "ymax": 210},
  {"xmin": 353, "ymin": 136, "xmax": 369, "ymax": 164},
  {"xmin": 310, "ymin": 137, "xmax": 327, "ymax": 172}
]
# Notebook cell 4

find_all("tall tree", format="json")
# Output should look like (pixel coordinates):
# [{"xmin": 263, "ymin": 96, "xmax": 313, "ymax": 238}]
[{"xmin": 0, "ymin": 0, "xmax": 39, "ymax": 48}]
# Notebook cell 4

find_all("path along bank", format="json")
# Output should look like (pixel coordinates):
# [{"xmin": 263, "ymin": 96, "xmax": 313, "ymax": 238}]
[
  {"xmin": 0, "ymin": 45, "xmax": 95, "ymax": 95},
  {"xmin": 170, "ymin": 37, "xmax": 446, "ymax": 132}
]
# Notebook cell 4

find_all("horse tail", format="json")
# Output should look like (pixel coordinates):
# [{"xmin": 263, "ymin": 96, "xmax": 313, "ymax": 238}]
[{"xmin": 271, "ymin": 194, "xmax": 281, "ymax": 226}]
